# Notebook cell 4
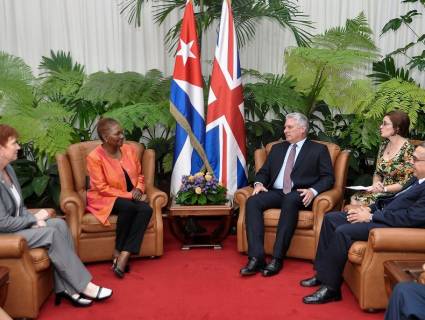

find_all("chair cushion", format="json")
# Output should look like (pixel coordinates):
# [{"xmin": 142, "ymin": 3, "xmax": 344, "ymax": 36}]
[
  {"xmin": 29, "ymin": 248, "xmax": 50, "ymax": 272},
  {"xmin": 263, "ymin": 209, "xmax": 313, "ymax": 229},
  {"xmin": 348, "ymin": 241, "xmax": 367, "ymax": 265},
  {"xmin": 81, "ymin": 213, "xmax": 154, "ymax": 233},
  {"xmin": 81, "ymin": 213, "xmax": 117, "ymax": 233}
]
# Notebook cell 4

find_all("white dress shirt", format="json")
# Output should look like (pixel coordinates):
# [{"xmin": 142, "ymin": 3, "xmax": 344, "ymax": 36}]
[
  {"xmin": 255, "ymin": 138, "xmax": 318, "ymax": 196},
  {"xmin": 10, "ymin": 184, "xmax": 21, "ymax": 217},
  {"xmin": 272, "ymin": 138, "xmax": 307, "ymax": 190}
]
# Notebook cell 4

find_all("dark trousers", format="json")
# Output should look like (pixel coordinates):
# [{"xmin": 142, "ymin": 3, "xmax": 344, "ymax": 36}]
[
  {"xmin": 385, "ymin": 282, "xmax": 425, "ymax": 320},
  {"xmin": 314, "ymin": 211, "xmax": 387, "ymax": 290},
  {"xmin": 112, "ymin": 198, "xmax": 153, "ymax": 254},
  {"xmin": 246, "ymin": 189, "xmax": 307, "ymax": 260}
]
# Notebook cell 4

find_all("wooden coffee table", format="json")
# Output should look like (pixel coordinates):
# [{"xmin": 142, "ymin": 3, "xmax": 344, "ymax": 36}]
[
  {"xmin": 383, "ymin": 260, "xmax": 425, "ymax": 297},
  {"xmin": 168, "ymin": 199, "xmax": 233, "ymax": 250}
]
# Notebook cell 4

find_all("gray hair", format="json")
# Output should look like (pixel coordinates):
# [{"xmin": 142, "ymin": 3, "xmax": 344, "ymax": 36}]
[{"xmin": 286, "ymin": 112, "xmax": 309, "ymax": 132}]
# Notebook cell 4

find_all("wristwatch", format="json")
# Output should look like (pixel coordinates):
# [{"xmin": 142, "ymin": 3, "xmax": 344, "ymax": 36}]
[{"xmin": 383, "ymin": 186, "xmax": 388, "ymax": 193}]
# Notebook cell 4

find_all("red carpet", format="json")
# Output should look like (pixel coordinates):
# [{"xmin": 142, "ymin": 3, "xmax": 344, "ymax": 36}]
[{"xmin": 38, "ymin": 226, "xmax": 385, "ymax": 320}]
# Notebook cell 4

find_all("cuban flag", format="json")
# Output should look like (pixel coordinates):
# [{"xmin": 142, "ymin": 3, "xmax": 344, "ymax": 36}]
[
  {"xmin": 170, "ymin": 0, "xmax": 211, "ymax": 196},
  {"xmin": 205, "ymin": 0, "xmax": 248, "ymax": 197}
]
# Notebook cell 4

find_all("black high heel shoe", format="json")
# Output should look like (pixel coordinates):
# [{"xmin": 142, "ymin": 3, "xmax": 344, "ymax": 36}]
[
  {"xmin": 55, "ymin": 291, "xmax": 93, "ymax": 307},
  {"xmin": 112, "ymin": 260, "xmax": 125, "ymax": 278},
  {"xmin": 112, "ymin": 259, "xmax": 130, "ymax": 273}
]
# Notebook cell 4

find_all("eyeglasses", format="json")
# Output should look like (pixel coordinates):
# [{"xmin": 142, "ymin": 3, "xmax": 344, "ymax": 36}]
[
  {"xmin": 380, "ymin": 122, "xmax": 393, "ymax": 127},
  {"xmin": 413, "ymin": 156, "xmax": 425, "ymax": 163}
]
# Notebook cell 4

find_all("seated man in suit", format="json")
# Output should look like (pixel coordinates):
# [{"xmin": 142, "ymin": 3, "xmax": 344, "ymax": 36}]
[
  {"xmin": 301, "ymin": 142, "xmax": 425, "ymax": 304},
  {"xmin": 240, "ymin": 112, "xmax": 334, "ymax": 277},
  {"xmin": 385, "ymin": 265, "xmax": 425, "ymax": 320}
]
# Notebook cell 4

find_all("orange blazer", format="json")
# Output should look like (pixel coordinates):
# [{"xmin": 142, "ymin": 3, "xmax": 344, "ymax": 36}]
[{"xmin": 86, "ymin": 144, "xmax": 145, "ymax": 225}]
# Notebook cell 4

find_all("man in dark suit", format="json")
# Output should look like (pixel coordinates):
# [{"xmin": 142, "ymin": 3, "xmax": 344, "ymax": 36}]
[
  {"xmin": 240, "ymin": 112, "xmax": 334, "ymax": 277},
  {"xmin": 301, "ymin": 142, "xmax": 425, "ymax": 304},
  {"xmin": 385, "ymin": 277, "xmax": 425, "ymax": 320}
]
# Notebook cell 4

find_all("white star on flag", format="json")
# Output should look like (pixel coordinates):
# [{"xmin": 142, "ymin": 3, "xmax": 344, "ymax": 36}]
[{"xmin": 176, "ymin": 39, "xmax": 196, "ymax": 65}]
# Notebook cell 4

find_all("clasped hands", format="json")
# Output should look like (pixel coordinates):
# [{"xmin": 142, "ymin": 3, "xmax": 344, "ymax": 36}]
[
  {"xmin": 251, "ymin": 184, "xmax": 314, "ymax": 207},
  {"xmin": 132, "ymin": 188, "xmax": 147, "ymax": 202},
  {"xmin": 32, "ymin": 209, "xmax": 51, "ymax": 228},
  {"xmin": 345, "ymin": 206, "xmax": 372, "ymax": 223}
]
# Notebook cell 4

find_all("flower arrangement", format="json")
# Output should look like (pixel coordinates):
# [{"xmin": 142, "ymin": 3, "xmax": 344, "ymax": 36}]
[{"xmin": 175, "ymin": 171, "xmax": 227, "ymax": 205}]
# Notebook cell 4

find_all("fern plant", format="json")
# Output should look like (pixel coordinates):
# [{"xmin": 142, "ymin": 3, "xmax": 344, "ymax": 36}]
[
  {"xmin": 285, "ymin": 12, "xmax": 379, "ymax": 115},
  {"xmin": 0, "ymin": 52, "xmax": 74, "ymax": 159},
  {"xmin": 0, "ymin": 52, "xmax": 76, "ymax": 206},
  {"xmin": 354, "ymin": 78, "xmax": 425, "ymax": 126},
  {"xmin": 0, "ymin": 50, "xmax": 180, "ymax": 204}
]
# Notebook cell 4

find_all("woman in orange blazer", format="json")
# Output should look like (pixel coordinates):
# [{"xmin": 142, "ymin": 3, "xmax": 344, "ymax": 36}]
[{"xmin": 86, "ymin": 118, "xmax": 152, "ymax": 278}]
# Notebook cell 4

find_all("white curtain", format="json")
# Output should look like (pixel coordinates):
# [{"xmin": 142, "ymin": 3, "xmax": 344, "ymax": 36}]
[{"xmin": 1, "ymin": 0, "xmax": 424, "ymax": 86}]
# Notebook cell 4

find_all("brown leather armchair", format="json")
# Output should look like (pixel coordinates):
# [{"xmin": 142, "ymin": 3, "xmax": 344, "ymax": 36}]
[
  {"xmin": 0, "ymin": 209, "xmax": 55, "ymax": 319},
  {"xmin": 344, "ymin": 227, "xmax": 425, "ymax": 311},
  {"xmin": 56, "ymin": 141, "xmax": 168, "ymax": 263},
  {"xmin": 235, "ymin": 140, "xmax": 350, "ymax": 260}
]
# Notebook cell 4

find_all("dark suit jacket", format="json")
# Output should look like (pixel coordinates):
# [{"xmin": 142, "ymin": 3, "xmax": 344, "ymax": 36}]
[
  {"xmin": 370, "ymin": 177, "xmax": 425, "ymax": 227},
  {"xmin": 0, "ymin": 165, "xmax": 37, "ymax": 233},
  {"xmin": 255, "ymin": 140, "xmax": 334, "ymax": 194}
]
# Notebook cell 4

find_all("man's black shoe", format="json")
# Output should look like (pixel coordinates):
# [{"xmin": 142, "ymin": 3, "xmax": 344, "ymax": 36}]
[
  {"xmin": 300, "ymin": 276, "xmax": 322, "ymax": 287},
  {"xmin": 240, "ymin": 257, "xmax": 265, "ymax": 276},
  {"xmin": 261, "ymin": 258, "xmax": 283, "ymax": 277},
  {"xmin": 303, "ymin": 286, "xmax": 342, "ymax": 304}
]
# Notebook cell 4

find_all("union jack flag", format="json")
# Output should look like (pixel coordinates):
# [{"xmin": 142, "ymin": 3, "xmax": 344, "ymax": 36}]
[
  {"xmin": 170, "ymin": 0, "xmax": 210, "ymax": 196},
  {"xmin": 205, "ymin": 0, "xmax": 248, "ymax": 196}
]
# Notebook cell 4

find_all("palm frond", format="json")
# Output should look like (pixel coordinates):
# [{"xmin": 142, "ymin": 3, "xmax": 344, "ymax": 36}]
[
  {"xmin": 368, "ymin": 57, "xmax": 414, "ymax": 84},
  {"xmin": 244, "ymin": 72, "xmax": 307, "ymax": 118},
  {"xmin": 119, "ymin": 0, "xmax": 146, "ymax": 27},
  {"xmin": 39, "ymin": 50, "xmax": 85, "ymax": 76},
  {"xmin": 0, "ymin": 51, "xmax": 34, "ymax": 83},
  {"xmin": 0, "ymin": 52, "xmax": 34, "ymax": 111},
  {"xmin": 140, "ymin": 0, "xmax": 313, "ymax": 51},
  {"xmin": 39, "ymin": 69, "xmax": 86, "ymax": 100}
]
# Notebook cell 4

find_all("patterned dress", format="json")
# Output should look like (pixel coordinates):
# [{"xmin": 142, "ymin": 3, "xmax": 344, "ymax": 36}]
[{"xmin": 352, "ymin": 140, "xmax": 415, "ymax": 205}]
